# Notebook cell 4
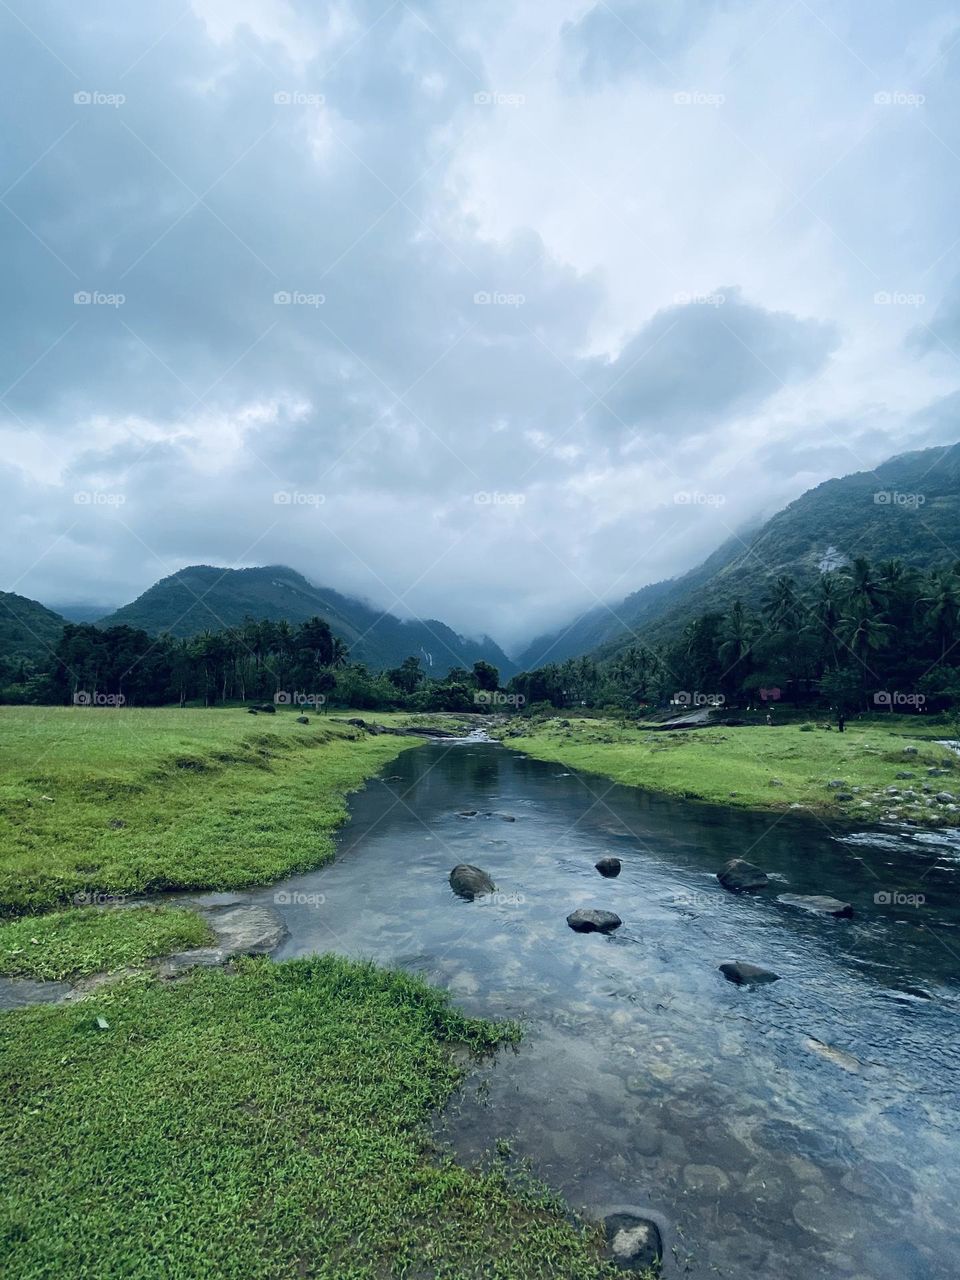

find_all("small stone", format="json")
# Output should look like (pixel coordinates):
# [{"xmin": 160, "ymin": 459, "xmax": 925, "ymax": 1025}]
[
  {"xmin": 778, "ymin": 894, "xmax": 853, "ymax": 918},
  {"xmin": 717, "ymin": 858, "xmax": 768, "ymax": 893},
  {"xmin": 566, "ymin": 909, "xmax": 622, "ymax": 933},
  {"xmin": 595, "ymin": 857, "xmax": 622, "ymax": 877},
  {"xmin": 603, "ymin": 1213, "xmax": 663, "ymax": 1271},
  {"xmin": 683, "ymin": 1163, "xmax": 730, "ymax": 1193},
  {"xmin": 719, "ymin": 961, "xmax": 780, "ymax": 986}
]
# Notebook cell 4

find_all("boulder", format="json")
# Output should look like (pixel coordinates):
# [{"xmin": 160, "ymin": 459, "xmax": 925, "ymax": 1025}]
[
  {"xmin": 449, "ymin": 864, "xmax": 496, "ymax": 900},
  {"xmin": 778, "ymin": 893, "xmax": 853, "ymax": 918},
  {"xmin": 567, "ymin": 909, "xmax": 622, "ymax": 933},
  {"xmin": 595, "ymin": 857, "xmax": 622, "ymax": 878},
  {"xmin": 296, "ymin": 715, "xmax": 309, "ymax": 724},
  {"xmin": 256, "ymin": 703, "xmax": 276, "ymax": 714},
  {"xmin": 719, "ymin": 961, "xmax": 780, "ymax": 986},
  {"xmin": 717, "ymin": 859, "xmax": 768, "ymax": 893},
  {"xmin": 603, "ymin": 1213, "xmax": 663, "ymax": 1271}
]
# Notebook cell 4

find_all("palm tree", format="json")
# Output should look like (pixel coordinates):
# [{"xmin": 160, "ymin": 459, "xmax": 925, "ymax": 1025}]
[{"xmin": 920, "ymin": 569, "xmax": 960, "ymax": 661}]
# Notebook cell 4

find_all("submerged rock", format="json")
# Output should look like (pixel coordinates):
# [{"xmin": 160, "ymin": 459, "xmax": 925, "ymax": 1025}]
[
  {"xmin": 595, "ymin": 856, "xmax": 622, "ymax": 878},
  {"xmin": 778, "ymin": 893, "xmax": 853, "ymax": 918},
  {"xmin": 456, "ymin": 810, "xmax": 478, "ymax": 818},
  {"xmin": 719, "ymin": 961, "xmax": 780, "ymax": 986},
  {"xmin": 803, "ymin": 1036, "xmax": 861, "ymax": 1073},
  {"xmin": 603, "ymin": 1212, "xmax": 663, "ymax": 1271},
  {"xmin": 717, "ymin": 858, "xmax": 769, "ymax": 893},
  {"xmin": 449, "ymin": 864, "xmax": 496, "ymax": 900},
  {"xmin": 566, "ymin": 909, "xmax": 622, "ymax": 933}
]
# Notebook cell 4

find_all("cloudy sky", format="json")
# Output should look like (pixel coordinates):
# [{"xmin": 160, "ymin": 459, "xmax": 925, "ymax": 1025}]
[{"xmin": 2, "ymin": 0, "xmax": 960, "ymax": 652}]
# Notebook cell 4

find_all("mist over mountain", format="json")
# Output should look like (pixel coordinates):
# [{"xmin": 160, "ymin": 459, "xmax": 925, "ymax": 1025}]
[{"xmin": 517, "ymin": 443, "xmax": 960, "ymax": 669}]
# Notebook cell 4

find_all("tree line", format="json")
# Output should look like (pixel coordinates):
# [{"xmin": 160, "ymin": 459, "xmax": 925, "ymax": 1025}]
[
  {"xmin": 505, "ymin": 557, "xmax": 960, "ymax": 714},
  {"xmin": 0, "ymin": 616, "xmax": 503, "ymax": 711}
]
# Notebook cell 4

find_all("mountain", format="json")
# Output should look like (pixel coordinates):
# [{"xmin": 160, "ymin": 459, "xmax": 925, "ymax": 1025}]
[
  {"xmin": 517, "ymin": 442, "xmax": 960, "ymax": 669},
  {"xmin": 97, "ymin": 565, "xmax": 516, "ymax": 677},
  {"xmin": 47, "ymin": 603, "xmax": 118, "ymax": 623},
  {"xmin": 0, "ymin": 593, "xmax": 68, "ymax": 670}
]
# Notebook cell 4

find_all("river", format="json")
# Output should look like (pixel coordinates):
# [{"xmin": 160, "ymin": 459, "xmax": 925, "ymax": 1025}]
[{"xmin": 225, "ymin": 737, "xmax": 959, "ymax": 1276}]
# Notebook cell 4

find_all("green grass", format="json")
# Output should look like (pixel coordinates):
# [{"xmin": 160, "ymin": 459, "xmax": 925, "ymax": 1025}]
[
  {"xmin": 0, "ymin": 955, "xmax": 619, "ymax": 1280},
  {"xmin": 0, "ymin": 905, "xmax": 213, "ymax": 981},
  {"xmin": 0, "ymin": 707, "xmax": 419, "ymax": 916},
  {"xmin": 497, "ymin": 716, "xmax": 959, "ymax": 822}
]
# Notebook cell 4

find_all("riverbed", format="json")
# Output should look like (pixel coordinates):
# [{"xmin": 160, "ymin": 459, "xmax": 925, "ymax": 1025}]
[{"xmin": 216, "ymin": 738, "xmax": 960, "ymax": 1275}]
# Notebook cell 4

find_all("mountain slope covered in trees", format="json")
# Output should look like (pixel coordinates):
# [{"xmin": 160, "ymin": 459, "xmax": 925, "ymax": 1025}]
[
  {"xmin": 517, "ymin": 443, "xmax": 960, "ymax": 669},
  {"xmin": 0, "ymin": 593, "xmax": 68, "ymax": 673},
  {"xmin": 96, "ymin": 565, "xmax": 515, "ymax": 676}
]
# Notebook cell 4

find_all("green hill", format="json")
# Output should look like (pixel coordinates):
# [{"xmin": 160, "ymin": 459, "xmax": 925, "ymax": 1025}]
[
  {"xmin": 517, "ymin": 442, "xmax": 960, "ymax": 668},
  {"xmin": 97, "ymin": 565, "xmax": 515, "ymax": 676},
  {"xmin": 0, "ymin": 593, "xmax": 68, "ymax": 672}
]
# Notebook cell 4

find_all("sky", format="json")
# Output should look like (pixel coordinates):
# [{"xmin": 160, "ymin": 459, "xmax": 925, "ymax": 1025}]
[{"xmin": 2, "ymin": 0, "xmax": 960, "ymax": 653}]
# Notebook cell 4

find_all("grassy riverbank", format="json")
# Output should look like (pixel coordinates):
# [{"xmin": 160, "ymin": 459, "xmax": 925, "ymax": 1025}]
[
  {"xmin": 0, "ymin": 707, "xmax": 624, "ymax": 1278},
  {"xmin": 495, "ymin": 715, "xmax": 960, "ymax": 823},
  {"xmin": 1, "ymin": 955, "xmax": 618, "ymax": 1280},
  {"xmin": 0, "ymin": 706, "xmax": 423, "ymax": 916}
]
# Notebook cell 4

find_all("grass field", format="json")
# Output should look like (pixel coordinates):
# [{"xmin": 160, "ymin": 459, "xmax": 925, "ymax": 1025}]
[
  {"xmin": 0, "ymin": 955, "xmax": 619, "ymax": 1280},
  {"xmin": 0, "ymin": 706, "xmax": 421, "ymax": 916},
  {"xmin": 496, "ymin": 715, "xmax": 960, "ymax": 823}
]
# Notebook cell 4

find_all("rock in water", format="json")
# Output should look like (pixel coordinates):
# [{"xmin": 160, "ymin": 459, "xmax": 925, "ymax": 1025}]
[
  {"xmin": 719, "ymin": 961, "xmax": 780, "ymax": 985},
  {"xmin": 595, "ymin": 857, "xmax": 622, "ymax": 877},
  {"xmin": 603, "ymin": 1212, "xmax": 663, "ymax": 1271},
  {"xmin": 717, "ymin": 858, "xmax": 769, "ymax": 892},
  {"xmin": 566, "ymin": 909, "xmax": 622, "ymax": 933},
  {"xmin": 778, "ymin": 893, "xmax": 853, "ymax": 918},
  {"xmin": 449, "ymin": 864, "xmax": 496, "ymax": 900}
]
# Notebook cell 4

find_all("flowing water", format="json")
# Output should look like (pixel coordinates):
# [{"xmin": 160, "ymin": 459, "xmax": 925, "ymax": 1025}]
[{"xmin": 224, "ymin": 738, "xmax": 959, "ymax": 1276}]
